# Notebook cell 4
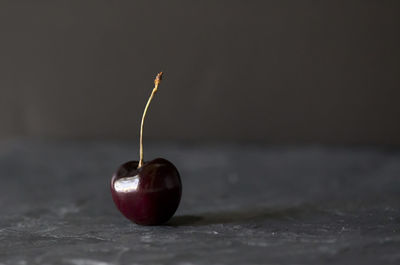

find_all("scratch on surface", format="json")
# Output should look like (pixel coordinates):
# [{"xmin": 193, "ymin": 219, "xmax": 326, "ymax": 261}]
[
  {"xmin": 42, "ymin": 231, "xmax": 109, "ymax": 242},
  {"xmin": 66, "ymin": 259, "xmax": 115, "ymax": 265},
  {"xmin": 112, "ymin": 247, "xmax": 130, "ymax": 264}
]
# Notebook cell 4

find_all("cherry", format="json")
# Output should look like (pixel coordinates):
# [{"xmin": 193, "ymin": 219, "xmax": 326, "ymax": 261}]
[
  {"xmin": 111, "ymin": 159, "xmax": 182, "ymax": 225},
  {"xmin": 110, "ymin": 72, "xmax": 182, "ymax": 225}
]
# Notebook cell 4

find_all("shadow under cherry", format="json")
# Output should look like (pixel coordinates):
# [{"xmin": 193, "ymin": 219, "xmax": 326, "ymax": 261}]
[{"xmin": 168, "ymin": 203, "xmax": 322, "ymax": 227}]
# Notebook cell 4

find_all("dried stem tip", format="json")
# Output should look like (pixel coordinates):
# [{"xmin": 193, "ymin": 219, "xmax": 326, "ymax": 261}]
[{"xmin": 154, "ymin": 72, "xmax": 163, "ymax": 87}]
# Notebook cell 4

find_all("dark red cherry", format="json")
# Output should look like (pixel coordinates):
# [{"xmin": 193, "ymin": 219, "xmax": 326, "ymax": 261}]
[{"xmin": 110, "ymin": 158, "xmax": 182, "ymax": 225}]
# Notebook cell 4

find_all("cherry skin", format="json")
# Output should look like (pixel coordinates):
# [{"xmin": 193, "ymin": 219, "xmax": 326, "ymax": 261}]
[{"xmin": 110, "ymin": 158, "xmax": 182, "ymax": 225}]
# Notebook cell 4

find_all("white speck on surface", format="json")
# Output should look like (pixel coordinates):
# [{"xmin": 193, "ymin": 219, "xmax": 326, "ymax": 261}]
[
  {"xmin": 57, "ymin": 204, "xmax": 80, "ymax": 217},
  {"xmin": 141, "ymin": 234, "xmax": 153, "ymax": 243}
]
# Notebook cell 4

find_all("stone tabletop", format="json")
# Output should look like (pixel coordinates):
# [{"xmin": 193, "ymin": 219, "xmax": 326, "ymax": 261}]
[{"xmin": 0, "ymin": 140, "xmax": 399, "ymax": 264}]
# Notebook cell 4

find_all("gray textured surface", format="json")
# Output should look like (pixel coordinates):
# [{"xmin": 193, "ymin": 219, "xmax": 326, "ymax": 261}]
[{"xmin": 0, "ymin": 140, "xmax": 399, "ymax": 264}]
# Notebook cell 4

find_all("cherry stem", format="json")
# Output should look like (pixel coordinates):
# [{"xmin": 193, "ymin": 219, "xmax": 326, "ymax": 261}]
[{"xmin": 138, "ymin": 72, "xmax": 163, "ymax": 168}]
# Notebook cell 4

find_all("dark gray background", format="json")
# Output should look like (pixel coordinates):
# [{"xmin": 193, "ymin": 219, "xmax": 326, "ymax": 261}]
[{"xmin": 1, "ymin": 1, "xmax": 399, "ymax": 144}]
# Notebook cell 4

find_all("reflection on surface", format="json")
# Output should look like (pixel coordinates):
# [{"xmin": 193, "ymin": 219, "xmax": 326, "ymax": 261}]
[{"xmin": 114, "ymin": 175, "xmax": 139, "ymax": 192}]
